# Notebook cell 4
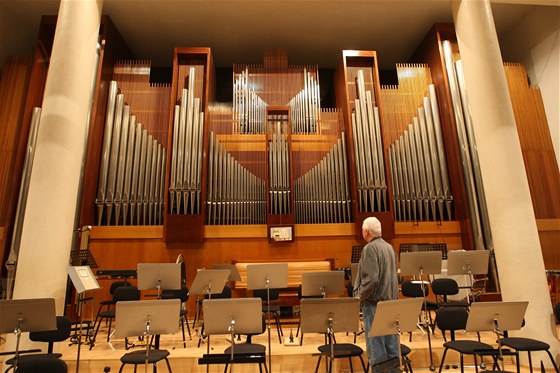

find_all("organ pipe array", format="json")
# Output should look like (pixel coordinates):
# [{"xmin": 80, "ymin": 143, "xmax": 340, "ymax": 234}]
[
  {"xmin": 442, "ymin": 40, "xmax": 492, "ymax": 251},
  {"xmin": 288, "ymin": 68, "xmax": 321, "ymax": 134},
  {"xmin": 268, "ymin": 118, "xmax": 291, "ymax": 215},
  {"xmin": 206, "ymin": 129, "xmax": 267, "ymax": 225},
  {"xmin": 388, "ymin": 84, "xmax": 453, "ymax": 221},
  {"xmin": 95, "ymin": 81, "xmax": 167, "ymax": 226},
  {"xmin": 169, "ymin": 67, "xmax": 205, "ymax": 215},
  {"xmin": 233, "ymin": 67, "xmax": 267, "ymax": 134},
  {"xmin": 352, "ymin": 69, "xmax": 387, "ymax": 213},
  {"xmin": 294, "ymin": 132, "xmax": 351, "ymax": 224}
]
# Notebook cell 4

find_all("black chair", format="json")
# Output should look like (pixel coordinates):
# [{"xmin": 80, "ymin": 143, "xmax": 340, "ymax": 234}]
[
  {"xmin": 400, "ymin": 344, "xmax": 414, "ymax": 373},
  {"xmin": 118, "ymin": 349, "xmax": 172, "ymax": 373},
  {"xmin": 401, "ymin": 280, "xmax": 438, "ymax": 337},
  {"xmin": 431, "ymin": 278, "xmax": 470, "ymax": 308},
  {"xmin": 224, "ymin": 315, "xmax": 268, "ymax": 373},
  {"xmin": 93, "ymin": 280, "xmax": 131, "ymax": 330},
  {"xmin": 14, "ymin": 358, "xmax": 67, "ymax": 373},
  {"xmin": 314, "ymin": 340, "xmax": 367, "ymax": 373},
  {"xmin": 161, "ymin": 286, "xmax": 191, "ymax": 347},
  {"xmin": 90, "ymin": 286, "xmax": 141, "ymax": 348},
  {"xmin": 253, "ymin": 288, "xmax": 284, "ymax": 344},
  {"xmin": 5, "ymin": 316, "xmax": 72, "ymax": 372},
  {"xmin": 499, "ymin": 332, "xmax": 559, "ymax": 373},
  {"xmin": 436, "ymin": 306, "xmax": 495, "ymax": 373}
]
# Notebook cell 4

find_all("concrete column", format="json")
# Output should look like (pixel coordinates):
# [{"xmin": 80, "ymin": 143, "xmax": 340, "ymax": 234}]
[
  {"xmin": 452, "ymin": 0, "xmax": 558, "ymax": 367},
  {"xmin": 3, "ymin": 0, "xmax": 103, "ymax": 359}
]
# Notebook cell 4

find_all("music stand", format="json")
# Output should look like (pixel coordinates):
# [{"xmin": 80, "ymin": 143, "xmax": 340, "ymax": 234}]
[
  {"xmin": 203, "ymin": 297, "xmax": 263, "ymax": 369},
  {"xmin": 67, "ymin": 266, "xmax": 101, "ymax": 373},
  {"xmin": 369, "ymin": 298, "xmax": 424, "ymax": 372},
  {"xmin": 137, "ymin": 263, "xmax": 181, "ymax": 298},
  {"xmin": 447, "ymin": 250, "xmax": 490, "ymax": 303},
  {"xmin": 190, "ymin": 269, "xmax": 231, "ymax": 353},
  {"xmin": 466, "ymin": 301, "xmax": 528, "ymax": 370},
  {"xmin": 399, "ymin": 251, "xmax": 441, "ymax": 371},
  {"xmin": 300, "ymin": 298, "xmax": 360, "ymax": 370},
  {"xmin": 0, "ymin": 298, "xmax": 57, "ymax": 370},
  {"xmin": 246, "ymin": 263, "xmax": 288, "ymax": 372},
  {"xmin": 301, "ymin": 271, "xmax": 345, "ymax": 298},
  {"xmin": 115, "ymin": 299, "xmax": 180, "ymax": 373},
  {"xmin": 213, "ymin": 264, "xmax": 242, "ymax": 282}
]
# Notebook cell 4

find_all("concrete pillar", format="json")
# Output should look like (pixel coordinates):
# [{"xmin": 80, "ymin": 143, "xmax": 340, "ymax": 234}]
[
  {"xmin": 452, "ymin": 0, "xmax": 558, "ymax": 367},
  {"xmin": 3, "ymin": 0, "xmax": 103, "ymax": 360}
]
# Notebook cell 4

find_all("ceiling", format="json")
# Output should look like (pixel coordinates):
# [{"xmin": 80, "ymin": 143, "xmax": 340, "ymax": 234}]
[{"xmin": 0, "ymin": 0, "xmax": 556, "ymax": 70}]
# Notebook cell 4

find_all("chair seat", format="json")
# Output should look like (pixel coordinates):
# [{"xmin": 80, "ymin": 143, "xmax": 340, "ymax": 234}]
[
  {"xmin": 6, "ymin": 353, "xmax": 63, "ymax": 366},
  {"xmin": 400, "ymin": 344, "xmax": 411, "ymax": 356},
  {"xmin": 317, "ymin": 343, "xmax": 363, "ymax": 358},
  {"xmin": 120, "ymin": 349, "xmax": 170, "ymax": 364},
  {"xmin": 224, "ymin": 343, "xmax": 266, "ymax": 354},
  {"xmin": 443, "ymin": 340, "xmax": 494, "ymax": 354},
  {"xmin": 500, "ymin": 337, "xmax": 549, "ymax": 351}
]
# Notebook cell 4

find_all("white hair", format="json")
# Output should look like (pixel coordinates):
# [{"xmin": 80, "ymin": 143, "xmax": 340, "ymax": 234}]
[{"xmin": 362, "ymin": 217, "xmax": 382, "ymax": 237}]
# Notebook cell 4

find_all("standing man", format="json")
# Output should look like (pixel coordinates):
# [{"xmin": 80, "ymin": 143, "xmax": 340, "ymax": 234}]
[{"xmin": 353, "ymin": 217, "xmax": 399, "ymax": 371}]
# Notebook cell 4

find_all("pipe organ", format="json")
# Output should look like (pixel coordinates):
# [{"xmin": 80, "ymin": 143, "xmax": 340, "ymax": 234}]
[
  {"xmin": 95, "ymin": 62, "xmax": 169, "ymax": 226},
  {"xmin": 387, "ymin": 84, "xmax": 453, "ymax": 222}
]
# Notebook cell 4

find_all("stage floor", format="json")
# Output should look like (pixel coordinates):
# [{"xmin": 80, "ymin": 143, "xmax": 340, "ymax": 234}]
[{"xmin": 4, "ymin": 318, "xmax": 553, "ymax": 373}]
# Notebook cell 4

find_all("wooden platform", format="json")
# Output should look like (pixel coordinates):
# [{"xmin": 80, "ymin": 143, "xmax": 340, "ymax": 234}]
[{"xmin": 1, "ymin": 318, "xmax": 553, "ymax": 373}]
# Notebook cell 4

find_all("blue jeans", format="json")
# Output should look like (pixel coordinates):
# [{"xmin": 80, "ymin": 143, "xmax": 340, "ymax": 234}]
[{"xmin": 362, "ymin": 302, "xmax": 400, "ymax": 372}]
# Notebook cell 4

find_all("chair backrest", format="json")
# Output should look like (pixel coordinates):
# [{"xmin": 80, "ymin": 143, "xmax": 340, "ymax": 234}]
[
  {"xmin": 113, "ymin": 285, "xmax": 140, "ymax": 302},
  {"xmin": 297, "ymin": 284, "xmax": 322, "ymax": 299},
  {"xmin": 431, "ymin": 278, "xmax": 459, "ymax": 299},
  {"xmin": 401, "ymin": 280, "xmax": 429, "ymax": 298},
  {"xmin": 109, "ymin": 280, "xmax": 131, "ymax": 295},
  {"xmin": 161, "ymin": 286, "xmax": 189, "ymax": 303},
  {"xmin": 555, "ymin": 303, "xmax": 560, "ymax": 324},
  {"xmin": 253, "ymin": 288, "xmax": 281, "ymax": 301},
  {"xmin": 29, "ymin": 316, "xmax": 72, "ymax": 354},
  {"xmin": 15, "ymin": 358, "xmax": 67, "ymax": 373},
  {"xmin": 435, "ymin": 306, "xmax": 468, "ymax": 340}
]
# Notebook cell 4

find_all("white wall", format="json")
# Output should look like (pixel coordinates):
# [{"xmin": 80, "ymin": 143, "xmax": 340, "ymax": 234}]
[{"xmin": 499, "ymin": 5, "xmax": 560, "ymax": 170}]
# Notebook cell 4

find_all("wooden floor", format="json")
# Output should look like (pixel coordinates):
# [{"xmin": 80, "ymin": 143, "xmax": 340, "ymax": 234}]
[{"xmin": 2, "ymin": 317, "xmax": 556, "ymax": 373}]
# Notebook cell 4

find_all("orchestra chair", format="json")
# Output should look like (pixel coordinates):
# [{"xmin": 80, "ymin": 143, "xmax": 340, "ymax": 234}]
[
  {"xmin": 118, "ymin": 349, "xmax": 172, "ymax": 373},
  {"xmin": 499, "ymin": 319, "xmax": 559, "ymax": 373},
  {"xmin": 14, "ymin": 358, "xmax": 67, "ymax": 373},
  {"xmin": 93, "ymin": 280, "xmax": 131, "ymax": 328},
  {"xmin": 161, "ymin": 286, "xmax": 191, "ymax": 347},
  {"xmin": 435, "ymin": 306, "xmax": 495, "ymax": 373},
  {"xmin": 224, "ymin": 315, "xmax": 268, "ymax": 373},
  {"xmin": 4, "ymin": 316, "xmax": 72, "ymax": 373},
  {"xmin": 253, "ymin": 288, "xmax": 284, "ymax": 344},
  {"xmin": 366, "ymin": 345, "xmax": 413, "ymax": 373},
  {"xmin": 314, "ymin": 336, "xmax": 367, "ymax": 373},
  {"xmin": 90, "ymin": 286, "xmax": 140, "ymax": 349},
  {"xmin": 431, "ymin": 278, "xmax": 470, "ymax": 308},
  {"xmin": 401, "ymin": 280, "xmax": 437, "ymax": 339}
]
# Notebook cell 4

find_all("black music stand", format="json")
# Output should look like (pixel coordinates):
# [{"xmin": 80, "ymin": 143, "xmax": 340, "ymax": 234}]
[
  {"xmin": 369, "ymin": 298, "xmax": 424, "ymax": 372},
  {"xmin": 67, "ymin": 266, "xmax": 101, "ymax": 373},
  {"xmin": 70, "ymin": 249, "xmax": 98, "ymax": 268},
  {"xmin": 447, "ymin": 250, "xmax": 490, "ymax": 303},
  {"xmin": 115, "ymin": 299, "xmax": 180, "ymax": 373},
  {"xmin": 466, "ymin": 301, "xmax": 528, "ymax": 371},
  {"xmin": 137, "ymin": 263, "xmax": 181, "ymax": 298},
  {"xmin": 400, "ymin": 251, "xmax": 442, "ymax": 371},
  {"xmin": 190, "ymin": 269, "xmax": 231, "ymax": 352},
  {"xmin": 0, "ymin": 298, "xmax": 57, "ymax": 370},
  {"xmin": 300, "ymin": 298, "xmax": 361, "ymax": 371},
  {"xmin": 301, "ymin": 271, "xmax": 345, "ymax": 298},
  {"xmin": 213, "ymin": 264, "xmax": 242, "ymax": 282},
  {"xmin": 246, "ymin": 263, "xmax": 288, "ymax": 372},
  {"xmin": 202, "ymin": 297, "xmax": 263, "ymax": 372}
]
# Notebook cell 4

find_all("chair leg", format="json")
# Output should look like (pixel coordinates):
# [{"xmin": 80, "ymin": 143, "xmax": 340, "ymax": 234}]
[
  {"xmin": 315, "ymin": 355, "xmax": 322, "ymax": 373},
  {"xmin": 527, "ymin": 351, "xmax": 534, "ymax": 373},
  {"xmin": 106, "ymin": 319, "xmax": 113, "ymax": 342},
  {"xmin": 438, "ymin": 348, "xmax": 449, "ymax": 373},
  {"xmin": 358, "ymin": 355, "xmax": 367, "ymax": 372},
  {"xmin": 165, "ymin": 357, "xmax": 172, "ymax": 372},
  {"xmin": 348, "ymin": 356, "xmax": 354, "ymax": 372},
  {"xmin": 118, "ymin": 363, "xmax": 125, "ymax": 373},
  {"xmin": 545, "ymin": 350, "xmax": 560, "ymax": 373},
  {"xmin": 180, "ymin": 318, "xmax": 186, "ymax": 348}
]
